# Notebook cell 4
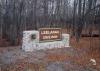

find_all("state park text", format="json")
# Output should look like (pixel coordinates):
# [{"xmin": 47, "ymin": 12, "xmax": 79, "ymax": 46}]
[{"xmin": 39, "ymin": 28, "xmax": 61, "ymax": 41}]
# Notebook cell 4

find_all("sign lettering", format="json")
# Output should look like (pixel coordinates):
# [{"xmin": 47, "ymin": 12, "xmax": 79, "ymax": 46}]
[{"xmin": 39, "ymin": 28, "xmax": 62, "ymax": 42}]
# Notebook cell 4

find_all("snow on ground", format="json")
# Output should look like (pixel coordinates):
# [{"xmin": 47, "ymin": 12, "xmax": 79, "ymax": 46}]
[{"xmin": 0, "ymin": 45, "xmax": 99, "ymax": 71}]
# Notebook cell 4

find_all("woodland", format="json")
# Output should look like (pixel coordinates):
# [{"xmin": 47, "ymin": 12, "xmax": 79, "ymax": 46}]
[
  {"xmin": 0, "ymin": 0, "xmax": 100, "ymax": 45},
  {"xmin": 0, "ymin": 0, "xmax": 100, "ymax": 71}
]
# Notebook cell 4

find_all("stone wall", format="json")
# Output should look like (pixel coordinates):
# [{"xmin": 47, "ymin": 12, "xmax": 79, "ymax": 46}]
[{"xmin": 22, "ymin": 30, "xmax": 70, "ymax": 52}]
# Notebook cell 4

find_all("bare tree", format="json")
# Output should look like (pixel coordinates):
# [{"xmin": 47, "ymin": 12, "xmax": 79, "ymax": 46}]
[{"xmin": 0, "ymin": 0, "xmax": 100, "ymax": 45}]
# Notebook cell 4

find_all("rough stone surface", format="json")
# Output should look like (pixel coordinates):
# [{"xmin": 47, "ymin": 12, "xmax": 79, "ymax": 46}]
[{"xmin": 22, "ymin": 30, "xmax": 70, "ymax": 52}]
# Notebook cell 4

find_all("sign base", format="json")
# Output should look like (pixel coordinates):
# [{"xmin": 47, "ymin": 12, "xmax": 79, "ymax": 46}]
[{"xmin": 22, "ymin": 30, "xmax": 70, "ymax": 52}]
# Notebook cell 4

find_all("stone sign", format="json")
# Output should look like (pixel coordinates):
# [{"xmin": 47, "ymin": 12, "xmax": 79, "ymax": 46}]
[
  {"xmin": 39, "ymin": 28, "xmax": 61, "ymax": 42},
  {"xmin": 22, "ymin": 28, "xmax": 70, "ymax": 52}
]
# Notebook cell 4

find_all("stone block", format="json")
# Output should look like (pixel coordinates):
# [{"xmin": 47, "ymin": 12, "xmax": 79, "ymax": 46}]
[{"xmin": 22, "ymin": 30, "xmax": 70, "ymax": 52}]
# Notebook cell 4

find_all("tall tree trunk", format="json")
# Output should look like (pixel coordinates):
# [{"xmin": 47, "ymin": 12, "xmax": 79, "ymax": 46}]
[
  {"xmin": 34, "ymin": 0, "xmax": 37, "ymax": 30},
  {"xmin": 43, "ymin": 0, "xmax": 48, "ymax": 27},
  {"xmin": 72, "ymin": 0, "xmax": 77, "ymax": 37},
  {"xmin": 75, "ymin": 0, "xmax": 82, "ymax": 42},
  {"xmin": 0, "ymin": 17, "xmax": 3, "ymax": 39}
]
